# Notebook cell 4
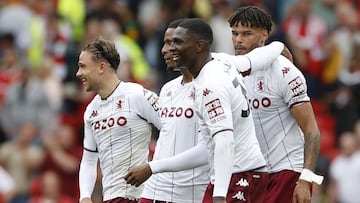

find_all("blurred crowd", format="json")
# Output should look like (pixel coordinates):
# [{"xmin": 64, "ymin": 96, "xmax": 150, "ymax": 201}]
[{"xmin": 0, "ymin": 0, "xmax": 360, "ymax": 203}]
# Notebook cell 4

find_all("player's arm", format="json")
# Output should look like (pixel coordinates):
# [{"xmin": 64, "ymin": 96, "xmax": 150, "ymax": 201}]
[
  {"xmin": 79, "ymin": 150, "xmax": 98, "ymax": 203},
  {"xmin": 285, "ymin": 69, "xmax": 322, "ymax": 186},
  {"xmin": 213, "ymin": 41, "xmax": 285, "ymax": 77},
  {"xmin": 199, "ymin": 71, "xmax": 235, "ymax": 201},
  {"xmin": 291, "ymin": 102, "xmax": 322, "ymax": 203},
  {"xmin": 292, "ymin": 103, "xmax": 321, "ymax": 172},
  {"xmin": 243, "ymin": 41, "xmax": 285, "ymax": 73},
  {"xmin": 281, "ymin": 57, "xmax": 322, "ymax": 182},
  {"xmin": 281, "ymin": 45, "xmax": 293, "ymax": 62},
  {"xmin": 124, "ymin": 132, "xmax": 208, "ymax": 187},
  {"xmin": 235, "ymin": 41, "xmax": 285, "ymax": 76},
  {"xmin": 279, "ymin": 57, "xmax": 322, "ymax": 202},
  {"xmin": 79, "ymin": 117, "xmax": 98, "ymax": 203},
  {"xmin": 213, "ymin": 130, "xmax": 234, "ymax": 201}
]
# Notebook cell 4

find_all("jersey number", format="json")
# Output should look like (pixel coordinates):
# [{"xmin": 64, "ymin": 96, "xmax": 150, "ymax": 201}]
[{"xmin": 233, "ymin": 78, "xmax": 250, "ymax": 117}]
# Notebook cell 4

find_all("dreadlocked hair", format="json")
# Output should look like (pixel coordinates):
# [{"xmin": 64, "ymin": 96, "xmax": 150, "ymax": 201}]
[{"xmin": 228, "ymin": 6, "xmax": 272, "ymax": 33}]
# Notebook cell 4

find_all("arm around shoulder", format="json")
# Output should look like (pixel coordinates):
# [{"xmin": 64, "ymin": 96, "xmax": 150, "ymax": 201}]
[{"xmin": 242, "ymin": 41, "xmax": 284, "ymax": 73}]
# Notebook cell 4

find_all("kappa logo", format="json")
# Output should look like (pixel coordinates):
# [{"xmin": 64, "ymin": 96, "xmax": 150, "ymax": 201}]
[
  {"xmin": 232, "ymin": 191, "xmax": 246, "ymax": 201},
  {"xmin": 188, "ymin": 89, "xmax": 195, "ymax": 100},
  {"xmin": 282, "ymin": 67, "xmax": 290, "ymax": 77},
  {"xmin": 203, "ymin": 88, "xmax": 212, "ymax": 96},
  {"xmin": 235, "ymin": 178, "xmax": 249, "ymax": 187},
  {"xmin": 90, "ymin": 110, "xmax": 98, "ymax": 118}
]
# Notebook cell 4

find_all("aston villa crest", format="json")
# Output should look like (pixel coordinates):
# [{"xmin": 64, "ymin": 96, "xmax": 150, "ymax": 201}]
[{"xmin": 256, "ymin": 76, "xmax": 265, "ymax": 93}]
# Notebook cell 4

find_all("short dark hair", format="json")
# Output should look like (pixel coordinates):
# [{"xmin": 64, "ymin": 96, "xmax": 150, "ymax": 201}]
[
  {"xmin": 228, "ymin": 6, "xmax": 272, "ymax": 33},
  {"xmin": 168, "ymin": 18, "xmax": 189, "ymax": 29},
  {"xmin": 82, "ymin": 37, "xmax": 120, "ymax": 70},
  {"xmin": 178, "ymin": 18, "xmax": 213, "ymax": 45}
]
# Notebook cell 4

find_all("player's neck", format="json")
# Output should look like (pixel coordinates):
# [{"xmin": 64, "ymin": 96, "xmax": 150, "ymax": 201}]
[
  {"xmin": 99, "ymin": 76, "xmax": 121, "ymax": 100},
  {"xmin": 180, "ymin": 68, "xmax": 193, "ymax": 84},
  {"xmin": 191, "ymin": 53, "xmax": 213, "ymax": 78}
]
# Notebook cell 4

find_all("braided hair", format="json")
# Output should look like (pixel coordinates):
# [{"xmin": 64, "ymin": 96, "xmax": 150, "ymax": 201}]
[{"xmin": 228, "ymin": 6, "xmax": 272, "ymax": 33}]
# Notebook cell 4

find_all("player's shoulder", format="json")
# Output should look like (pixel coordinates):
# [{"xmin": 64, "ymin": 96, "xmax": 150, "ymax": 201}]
[
  {"xmin": 211, "ymin": 52, "xmax": 237, "ymax": 68},
  {"xmin": 161, "ymin": 76, "xmax": 183, "ymax": 91},
  {"xmin": 122, "ymin": 81, "xmax": 158, "ymax": 98},
  {"xmin": 120, "ymin": 81, "xmax": 145, "ymax": 93},
  {"xmin": 128, "ymin": 82, "xmax": 159, "ymax": 104},
  {"xmin": 207, "ymin": 58, "xmax": 233, "ymax": 73},
  {"xmin": 84, "ymin": 95, "xmax": 100, "ymax": 118},
  {"xmin": 86, "ymin": 94, "xmax": 100, "ymax": 107},
  {"xmin": 211, "ymin": 52, "xmax": 230, "ymax": 60},
  {"xmin": 198, "ymin": 59, "xmax": 238, "ymax": 89},
  {"xmin": 270, "ymin": 55, "xmax": 305, "ymax": 79},
  {"xmin": 200, "ymin": 59, "xmax": 230, "ymax": 82}
]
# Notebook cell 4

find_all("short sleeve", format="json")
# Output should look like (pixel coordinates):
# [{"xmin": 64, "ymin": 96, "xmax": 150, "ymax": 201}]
[
  {"xmin": 133, "ymin": 88, "xmax": 162, "ymax": 130},
  {"xmin": 83, "ymin": 112, "xmax": 97, "ymax": 152},
  {"xmin": 196, "ymin": 74, "xmax": 233, "ymax": 136},
  {"xmin": 276, "ymin": 56, "xmax": 310, "ymax": 107}
]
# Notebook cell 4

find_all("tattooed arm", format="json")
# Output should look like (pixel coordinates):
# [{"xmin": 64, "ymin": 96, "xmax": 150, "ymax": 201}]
[{"xmin": 291, "ymin": 102, "xmax": 321, "ymax": 203}]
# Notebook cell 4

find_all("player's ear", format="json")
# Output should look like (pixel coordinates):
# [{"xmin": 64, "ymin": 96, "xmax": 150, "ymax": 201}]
[
  {"xmin": 98, "ymin": 61, "xmax": 107, "ymax": 73},
  {"xmin": 261, "ymin": 30, "xmax": 269, "ymax": 45},
  {"xmin": 197, "ymin": 40, "xmax": 208, "ymax": 52}
]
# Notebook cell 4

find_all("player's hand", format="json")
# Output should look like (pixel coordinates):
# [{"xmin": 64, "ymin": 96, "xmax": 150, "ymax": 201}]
[
  {"xmin": 80, "ymin": 197, "xmax": 93, "ymax": 203},
  {"xmin": 292, "ymin": 180, "xmax": 312, "ymax": 203},
  {"xmin": 281, "ymin": 45, "xmax": 294, "ymax": 63},
  {"xmin": 124, "ymin": 163, "xmax": 152, "ymax": 187},
  {"xmin": 213, "ymin": 197, "xmax": 227, "ymax": 203}
]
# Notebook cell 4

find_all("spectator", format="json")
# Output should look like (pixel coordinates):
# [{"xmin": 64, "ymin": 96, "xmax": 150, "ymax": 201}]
[
  {"xmin": 40, "ymin": 124, "xmax": 82, "ymax": 200},
  {"xmin": 0, "ymin": 66, "xmax": 55, "ymax": 138},
  {"xmin": 29, "ymin": 170, "xmax": 76, "ymax": 203},
  {"xmin": 329, "ymin": 131, "xmax": 360, "ymax": 203},
  {"xmin": 0, "ymin": 34, "xmax": 22, "ymax": 108},
  {"xmin": 208, "ymin": 0, "xmax": 235, "ymax": 55},
  {"xmin": 36, "ymin": 57, "xmax": 64, "ymax": 113},
  {"xmin": 283, "ymin": 0, "xmax": 329, "ymax": 98},
  {"xmin": 0, "ymin": 166, "xmax": 16, "ymax": 203},
  {"xmin": 0, "ymin": 122, "xmax": 44, "ymax": 203},
  {"xmin": 0, "ymin": 0, "xmax": 32, "ymax": 52}
]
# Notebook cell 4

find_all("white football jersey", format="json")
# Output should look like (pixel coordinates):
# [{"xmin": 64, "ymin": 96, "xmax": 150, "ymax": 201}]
[
  {"xmin": 194, "ymin": 58, "xmax": 266, "ymax": 183},
  {"xmin": 142, "ymin": 76, "xmax": 209, "ymax": 203},
  {"xmin": 83, "ymin": 82, "xmax": 161, "ymax": 201},
  {"xmin": 243, "ymin": 55, "xmax": 310, "ymax": 173}
]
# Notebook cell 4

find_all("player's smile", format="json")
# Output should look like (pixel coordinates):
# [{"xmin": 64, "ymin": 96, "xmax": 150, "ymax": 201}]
[
  {"xmin": 80, "ymin": 78, "xmax": 87, "ymax": 85},
  {"xmin": 172, "ymin": 53, "xmax": 180, "ymax": 62}
]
